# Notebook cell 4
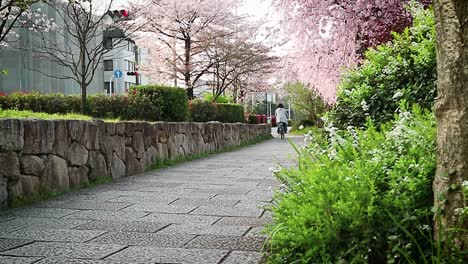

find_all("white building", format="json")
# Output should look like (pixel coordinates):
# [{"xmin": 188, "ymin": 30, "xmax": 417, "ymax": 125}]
[
  {"xmin": 0, "ymin": 2, "xmax": 148, "ymax": 96},
  {"xmin": 102, "ymin": 35, "xmax": 150, "ymax": 95}
]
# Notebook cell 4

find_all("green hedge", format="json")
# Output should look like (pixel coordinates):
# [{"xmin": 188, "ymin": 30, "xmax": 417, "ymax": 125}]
[
  {"xmin": 189, "ymin": 100, "xmax": 219, "ymax": 122},
  {"xmin": 189, "ymin": 100, "xmax": 244, "ymax": 123},
  {"xmin": 85, "ymin": 94, "xmax": 126, "ymax": 119},
  {"xmin": 1, "ymin": 92, "xmax": 81, "ymax": 114},
  {"xmin": 0, "ymin": 85, "xmax": 189, "ymax": 122},
  {"xmin": 126, "ymin": 85, "xmax": 189, "ymax": 122},
  {"xmin": 216, "ymin": 104, "xmax": 244, "ymax": 123}
]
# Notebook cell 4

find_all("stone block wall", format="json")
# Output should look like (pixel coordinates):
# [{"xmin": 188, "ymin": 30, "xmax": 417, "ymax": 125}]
[{"xmin": 0, "ymin": 119, "xmax": 270, "ymax": 208}]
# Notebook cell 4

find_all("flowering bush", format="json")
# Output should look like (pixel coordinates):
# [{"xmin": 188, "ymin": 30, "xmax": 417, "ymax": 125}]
[
  {"xmin": 331, "ymin": 6, "xmax": 436, "ymax": 128},
  {"xmin": 266, "ymin": 106, "xmax": 438, "ymax": 263}
]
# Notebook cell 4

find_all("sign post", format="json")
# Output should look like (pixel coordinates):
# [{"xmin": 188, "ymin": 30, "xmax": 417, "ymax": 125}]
[{"xmin": 110, "ymin": 70, "xmax": 123, "ymax": 95}]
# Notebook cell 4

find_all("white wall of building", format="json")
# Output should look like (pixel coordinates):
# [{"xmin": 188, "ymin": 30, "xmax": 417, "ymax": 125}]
[{"xmin": 0, "ymin": 2, "xmax": 148, "ymax": 96}]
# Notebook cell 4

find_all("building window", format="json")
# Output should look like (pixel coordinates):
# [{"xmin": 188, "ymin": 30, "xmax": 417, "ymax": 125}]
[
  {"xmin": 103, "ymin": 60, "xmax": 113, "ymax": 71},
  {"xmin": 125, "ymin": 60, "xmax": 135, "ymax": 71},
  {"xmin": 103, "ymin": 38, "xmax": 113, "ymax": 49},
  {"xmin": 127, "ymin": 40, "xmax": 134, "ymax": 52},
  {"xmin": 104, "ymin": 82, "xmax": 115, "ymax": 95}
]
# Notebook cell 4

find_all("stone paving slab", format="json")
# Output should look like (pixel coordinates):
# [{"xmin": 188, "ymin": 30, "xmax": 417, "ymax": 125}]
[
  {"xmin": 64, "ymin": 210, "xmax": 149, "ymax": 221},
  {"xmin": 190, "ymin": 205, "xmax": 264, "ymax": 218},
  {"xmin": 0, "ymin": 208, "xmax": 79, "ymax": 218},
  {"xmin": 0, "ymin": 242, "xmax": 126, "ymax": 259},
  {"xmin": 105, "ymin": 246, "xmax": 228, "ymax": 264},
  {"xmin": 0, "ymin": 136, "xmax": 301, "ymax": 263},
  {"xmin": 158, "ymin": 224, "xmax": 250, "ymax": 236},
  {"xmin": 33, "ymin": 258, "xmax": 159, "ymax": 264},
  {"xmin": 184, "ymin": 235, "xmax": 266, "ymax": 251},
  {"xmin": 0, "ymin": 255, "xmax": 42, "ymax": 264},
  {"xmin": 74, "ymin": 220, "xmax": 168, "ymax": 233},
  {"xmin": 140, "ymin": 212, "xmax": 220, "ymax": 225},
  {"xmin": 221, "ymin": 251, "xmax": 263, "ymax": 264},
  {"xmin": 0, "ymin": 217, "xmax": 91, "ymax": 230},
  {"xmin": 106, "ymin": 195, "xmax": 179, "ymax": 204},
  {"xmin": 245, "ymin": 227, "xmax": 269, "ymax": 238},
  {"xmin": 0, "ymin": 239, "xmax": 32, "ymax": 252},
  {"xmin": 123, "ymin": 203, "xmax": 197, "ymax": 214},
  {"xmin": 0, "ymin": 228, "xmax": 106, "ymax": 243},
  {"xmin": 89, "ymin": 231, "xmax": 196, "ymax": 248},
  {"xmin": 170, "ymin": 198, "xmax": 240, "ymax": 207},
  {"xmin": 214, "ymin": 216, "xmax": 271, "ymax": 227},
  {"xmin": 50, "ymin": 201, "xmax": 133, "ymax": 211}
]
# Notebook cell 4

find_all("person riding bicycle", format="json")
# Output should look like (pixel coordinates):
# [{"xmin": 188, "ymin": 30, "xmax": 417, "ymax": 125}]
[{"xmin": 275, "ymin": 103, "xmax": 288, "ymax": 134}]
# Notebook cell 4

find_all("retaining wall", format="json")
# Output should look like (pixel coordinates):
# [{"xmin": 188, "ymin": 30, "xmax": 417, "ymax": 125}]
[{"xmin": 0, "ymin": 119, "xmax": 271, "ymax": 208}]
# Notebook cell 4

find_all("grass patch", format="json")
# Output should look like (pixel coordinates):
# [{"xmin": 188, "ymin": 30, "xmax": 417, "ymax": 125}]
[
  {"xmin": 8, "ymin": 176, "xmax": 113, "ymax": 209},
  {"xmin": 0, "ymin": 109, "xmax": 93, "ymax": 120},
  {"xmin": 0, "ymin": 109, "xmax": 121, "ymax": 122},
  {"xmin": 289, "ymin": 125, "xmax": 315, "ymax": 135},
  {"xmin": 148, "ymin": 134, "xmax": 273, "ymax": 171}
]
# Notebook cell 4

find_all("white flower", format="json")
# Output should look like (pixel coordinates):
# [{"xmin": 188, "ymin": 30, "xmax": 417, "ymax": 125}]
[
  {"xmin": 361, "ymin": 100, "xmax": 369, "ymax": 112},
  {"xmin": 299, "ymin": 125, "xmax": 304, "ymax": 130},
  {"xmin": 392, "ymin": 91, "xmax": 404, "ymax": 99}
]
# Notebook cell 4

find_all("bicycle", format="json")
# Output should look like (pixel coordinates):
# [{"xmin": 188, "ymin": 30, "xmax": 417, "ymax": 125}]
[{"xmin": 278, "ymin": 122, "xmax": 286, "ymax": 139}]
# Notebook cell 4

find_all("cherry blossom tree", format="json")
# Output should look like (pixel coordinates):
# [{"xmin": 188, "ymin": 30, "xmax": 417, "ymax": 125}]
[
  {"xmin": 0, "ymin": 0, "xmax": 54, "ymax": 49},
  {"xmin": 273, "ymin": 0, "xmax": 432, "ymax": 101},
  {"xmin": 128, "ymin": 0, "xmax": 240, "ymax": 99},
  {"xmin": 204, "ymin": 29, "xmax": 277, "ymax": 102}
]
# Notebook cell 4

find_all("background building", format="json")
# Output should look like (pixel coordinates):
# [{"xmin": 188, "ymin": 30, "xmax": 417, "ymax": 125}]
[{"xmin": 0, "ymin": 2, "xmax": 148, "ymax": 96}]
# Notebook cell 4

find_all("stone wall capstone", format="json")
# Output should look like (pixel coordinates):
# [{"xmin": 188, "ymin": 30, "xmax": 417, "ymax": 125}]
[{"xmin": 0, "ymin": 119, "xmax": 270, "ymax": 208}]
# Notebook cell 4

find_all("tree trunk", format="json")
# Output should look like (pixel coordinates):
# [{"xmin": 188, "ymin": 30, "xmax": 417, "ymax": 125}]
[
  {"xmin": 80, "ymin": 45, "xmax": 87, "ymax": 112},
  {"xmin": 184, "ymin": 38, "xmax": 193, "ymax": 100},
  {"xmin": 433, "ymin": 0, "xmax": 467, "ymax": 250}
]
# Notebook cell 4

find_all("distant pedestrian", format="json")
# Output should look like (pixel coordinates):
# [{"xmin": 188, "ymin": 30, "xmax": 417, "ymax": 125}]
[{"xmin": 275, "ymin": 103, "xmax": 288, "ymax": 134}]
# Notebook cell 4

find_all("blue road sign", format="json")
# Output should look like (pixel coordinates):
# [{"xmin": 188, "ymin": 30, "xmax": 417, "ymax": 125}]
[{"xmin": 114, "ymin": 70, "xmax": 123, "ymax": 79}]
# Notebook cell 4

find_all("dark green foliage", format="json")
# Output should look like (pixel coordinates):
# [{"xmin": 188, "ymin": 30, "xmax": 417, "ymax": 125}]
[
  {"xmin": 189, "ymin": 100, "xmax": 245, "ymax": 123},
  {"xmin": 248, "ymin": 115, "xmax": 258, "ymax": 124},
  {"xmin": 129, "ymin": 85, "xmax": 189, "ymax": 122},
  {"xmin": 4, "ymin": 92, "xmax": 81, "ymax": 114},
  {"xmin": 0, "ymin": 85, "xmax": 190, "ymax": 122},
  {"xmin": 216, "ymin": 104, "xmax": 244, "ymax": 123},
  {"xmin": 285, "ymin": 82, "xmax": 329, "ymax": 124},
  {"xmin": 189, "ymin": 99, "xmax": 219, "ymax": 122},
  {"xmin": 267, "ymin": 106, "xmax": 438, "ymax": 263},
  {"xmin": 331, "ymin": 7, "xmax": 436, "ymax": 128},
  {"xmin": 85, "ymin": 95, "xmax": 127, "ymax": 119}
]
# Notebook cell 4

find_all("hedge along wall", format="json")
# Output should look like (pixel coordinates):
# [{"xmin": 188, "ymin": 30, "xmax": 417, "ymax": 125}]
[{"xmin": 0, "ymin": 119, "xmax": 271, "ymax": 208}]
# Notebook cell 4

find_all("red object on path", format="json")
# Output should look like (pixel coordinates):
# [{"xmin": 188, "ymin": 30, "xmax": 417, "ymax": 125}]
[{"xmin": 271, "ymin": 116, "xmax": 277, "ymax": 127}]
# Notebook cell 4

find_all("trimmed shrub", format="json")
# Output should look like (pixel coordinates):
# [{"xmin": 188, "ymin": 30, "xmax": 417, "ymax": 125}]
[
  {"xmin": 216, "ymin": 104, "xmax": 244, "ymax": 123},
  {"xmin": 85, "ymin": 95, "xmax": 127, "ymax": 119},
  {"xmin": 129, "ymin": 85, "xmax": 189, "ymax": 122},
  {"xmin": 189, "ymin": 99, "xmax": 219, "ymax": 122},
  {"xmin": 6, "ymin": 92, "xmax": 76, "ymax": 114}
]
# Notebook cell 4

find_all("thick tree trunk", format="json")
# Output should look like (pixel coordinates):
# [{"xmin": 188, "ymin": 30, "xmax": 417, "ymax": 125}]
[{"xmin": 433, "ymin": 0, "xmax": 467, "ymax": 250}]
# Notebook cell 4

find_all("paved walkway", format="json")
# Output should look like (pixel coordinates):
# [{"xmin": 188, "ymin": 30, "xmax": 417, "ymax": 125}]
[{"xmin": 0, "ymin": 134, "xmax": 300, "ymax": 264}]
